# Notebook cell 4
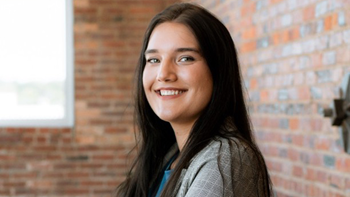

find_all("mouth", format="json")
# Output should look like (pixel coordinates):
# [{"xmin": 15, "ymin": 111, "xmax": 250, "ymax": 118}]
[{"xmin": 155, "ymin": 89, "xmax": 187, "ymax": 96}]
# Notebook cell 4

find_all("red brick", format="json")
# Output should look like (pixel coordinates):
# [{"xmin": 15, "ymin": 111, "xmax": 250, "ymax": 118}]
[
  {"xmin": 325, "ymin": 13, "xmax": 338, "ymax": 31},
  {"xmin": 306, "ymin": 168, "xmax": 316, "ymax": 181},
  {"xmin": 36, "ymin": 136, "xmax": 47, "ymax": 143},
  {"xmin": 289, "ymin": 27, "xmax": 300, "ymax": 41},
  {"xmin": 63, "ymin": 189, "xmax": 89, "ymax": 195},
  {"xmin": 34, "ymin": 145, "xmax": 57, "ymax": 152},
  {"xmin": 310, "ymin": 119, "xmax": 324, "ymax": 131},
  {"xmin": 29, "ymin": 180, "xmax": 53, "ymax": 189},
  {"xmin": 76, "ymin": 136, "xmax": 96, "ymax": 144},
  {"xmin": 0, "ymin": 189, "xmax": 11, "ymax": 195},
  {"xmin": 345, "ymin": 178, "xmax": 350, "ymax": 191},
  {"xmin": 298, "ymin": 86, "xmax": 311, "ymax": 100},
  {"xmin": 21, "ymin": 136, "xmax": 34, "ymax": 144},
  {"xmin": 272, "ymin": 32, "xmax": 281, "ymax": 45},
  {"xmin": 239, "ymin": 16, "xmax": 253, "ymax": 28},
  {"xmin": 80, "ymin": 163, "xmax": 104, "ymax": 169},
  {"xmin": 269, "ymin": 160, "xmax": 283, "ymax": 172},
  {"xmin": 292, "ymin": 165, "xmax": 304, "ymax": 177},
  {"xmin": 129, "ymin": 7, "xmax": 156, "ymax": 14},
  {"xmin": 92, "ymin": 154, "xmax": 115, "ymax": 160},
  {"xmin": 42, "ymin": 172, "xmax": 65, "ymax": 179},
  {"xmin": 310, "ymin": 153, "xmax": 323, "ymax": 166},
  {"xmin": 103, "ymin": 41, "xmax": 125, "ymax": 48},
  {"xmin": 281, "ymin": 30, "xmax": 290, "ymax": 43},
  {"xmin": 66, "ymin": 172, "xmax": 90, "ymax": 178},
  {"xmin": 104, "ymin": 127, "xmax": 127, "ymax": 134},
  {"xmin": 4, "ymin": 181, "xmax": 25, "ymax": 187},
  {"xmin": 0, "ymin": 173, "xmax": 10, "ymax": 179},
  {"xmin": 242, "ymin": 27, "xmax": 257, "ymax": 40},
  {"xmin": 330, "ymin": 174, "xmax": 345, "ymax": 190},
  {"xmin": 13, "ymin": 172, "xmax": 37, "ymax": 179},
  {"xmin": 305, "ymin": 184, "xmax": 316, "ymax": 197},
  {"xmin": 0, "ymin": 154, "xmax": 16, "ymax": 161},
  {"xmin": 260, "ymin": 90, "xmax": 269, "ymax": 101},
  {"xmin": 316, "ymin": 171, "xmax": 329, "ymax": 183},
  {"xmin": 271, "ymin": 0, "xmax": 283, "ymax": 3},
  {"xmin": 74, "ymin": 7, "xmax": 97, "ymax": 15},
  {"xmin": 303, "ymin": 5, "xmax": 315, "ymax": 20},
  {"xmin": 288, "ymin": 148, "xmax": 299, "ymax": 161},
  {"xmin": 74, "ymin": 0, "xmax": 89, "ymax": 8},
  {"xmin": 81, "ymin": 180, "xmax": 104, "ymax": 186},
  {"xmin": 289, "ymin": 118, "xmax": 299, "ymax": 130},
  {"xmin": 54, "ymin": 164, "xmax": 78, "ymax": 170},
  {"xmin": 241, "ymin": 3, "xmax": 256, "ymax": 17},
  {"xmin": 292, "ymin": 134, "xmax": 304, "ymax": 146}
]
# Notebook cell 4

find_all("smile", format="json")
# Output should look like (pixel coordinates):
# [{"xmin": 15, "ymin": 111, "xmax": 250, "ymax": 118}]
[{"xmin": 157, "ymin": 90, "xmax": 187, "ymax": 96}]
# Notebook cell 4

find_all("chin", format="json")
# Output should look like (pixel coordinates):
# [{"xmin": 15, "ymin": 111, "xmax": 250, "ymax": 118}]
[
  {"xmin": 155, "ymin": 111, "xmax": 176, "ymax": 121},
  {"xmin": 157, "ymin": 116, "xmax": 174, "ymax": 123}
]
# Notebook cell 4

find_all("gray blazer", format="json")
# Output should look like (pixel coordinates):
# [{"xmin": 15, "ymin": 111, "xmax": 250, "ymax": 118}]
[{"xmin": 163, "ymin": 137, "xmax": 267, "ymax": 197}]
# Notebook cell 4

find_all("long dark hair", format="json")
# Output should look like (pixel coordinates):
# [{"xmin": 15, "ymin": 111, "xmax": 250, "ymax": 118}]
[{"xmin": 115, "ymin": 3, "xmax": 272, "ymax": 197}]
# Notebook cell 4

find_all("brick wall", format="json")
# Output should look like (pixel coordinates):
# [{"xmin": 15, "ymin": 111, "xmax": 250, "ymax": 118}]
[
  {"xmin": 0, "ymin": 0, "xmax": 176, "ymax": 196},
  {"xmin": 2, "ymin": 0, "xmax": 350, "ymax": 196},
  {"xmin": 186, "ymin": 0, "xmax": 350, "ymax": 196}
]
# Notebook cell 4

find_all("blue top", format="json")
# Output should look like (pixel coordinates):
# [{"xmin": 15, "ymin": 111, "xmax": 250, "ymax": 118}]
[
  {"xmin": 150, "ymin": 153, "xmax": 178, "ymax": 197},
  {"xmin": 155, "ymin": 168, "xmax": 173, "ymax": 197}
]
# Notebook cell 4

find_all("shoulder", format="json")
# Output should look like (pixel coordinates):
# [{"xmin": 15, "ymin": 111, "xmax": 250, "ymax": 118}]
[
  {"xmin": 185, "ymin": 135, "xmax": 266, "ymax": 186},
  {"xmin": 182, "ymin": 135, "xmax": 261, "ymax": 181},
  {"xmin": 190, "ymin": 136, "xmax": 258, "ymax": 166},
  {"xmin": 175, "ymin": 136, "xmax": 264, "ymax": 197}
]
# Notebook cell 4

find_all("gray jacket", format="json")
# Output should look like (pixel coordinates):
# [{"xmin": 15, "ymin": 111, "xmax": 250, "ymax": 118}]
[{"xmin": 163, "ymin": 137, "xmax": 268, "ymax": 197}]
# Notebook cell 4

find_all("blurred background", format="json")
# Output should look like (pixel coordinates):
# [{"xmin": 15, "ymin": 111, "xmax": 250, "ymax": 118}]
[{"xmin": 0, "ymin": 0, "xmax": 349, "ymax": 196}]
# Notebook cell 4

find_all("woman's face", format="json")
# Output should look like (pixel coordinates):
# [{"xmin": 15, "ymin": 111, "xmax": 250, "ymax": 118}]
[{"xmin": 143, "ymin": 22, "xmax": 213, "ymax": 128}]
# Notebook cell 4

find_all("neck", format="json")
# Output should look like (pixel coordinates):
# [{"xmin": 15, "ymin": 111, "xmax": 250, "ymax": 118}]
[{"xmin": 170, "ymin": 123, "xmax": 192, "ymax": 152}]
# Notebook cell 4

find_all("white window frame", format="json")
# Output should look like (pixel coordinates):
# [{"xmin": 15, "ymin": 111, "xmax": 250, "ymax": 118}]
[{"xmin": 0, "ymin": 0, "xmax": 74, "ymax": 128}]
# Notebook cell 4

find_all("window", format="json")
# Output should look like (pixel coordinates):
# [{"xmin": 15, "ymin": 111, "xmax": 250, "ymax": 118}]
[{"xmin": 0, "ymin": 0, "xmax": 74, "ymax": 127}]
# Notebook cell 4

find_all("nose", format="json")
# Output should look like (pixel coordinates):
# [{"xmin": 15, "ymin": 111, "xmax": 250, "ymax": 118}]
[{"xmin": 156, "ymin": 59, "xmax": 177, "ymax": 82}]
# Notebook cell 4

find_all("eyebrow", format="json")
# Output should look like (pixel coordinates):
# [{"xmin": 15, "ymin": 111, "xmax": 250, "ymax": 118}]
[{"xmin": 144, "ymin": 48, "xmax": 201, "ymax": 55}]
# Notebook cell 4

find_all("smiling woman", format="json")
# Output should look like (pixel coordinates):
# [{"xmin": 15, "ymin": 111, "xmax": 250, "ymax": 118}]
[
  {"xmin": 143, "ymin": 22, "xmax": 213, "ymax": 143},
  {"xmin": 114, "ymin": 3, "xmax": 273, "ymax": 197}
]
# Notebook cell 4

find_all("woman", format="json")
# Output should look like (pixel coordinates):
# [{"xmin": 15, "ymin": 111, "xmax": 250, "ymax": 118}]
[{"xmin": 115, "ymin": 2, "xmax": 273, "ymax": 197}]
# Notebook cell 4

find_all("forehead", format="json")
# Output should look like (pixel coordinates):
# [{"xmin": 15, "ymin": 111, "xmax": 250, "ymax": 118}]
[{"xmin": 147, "ymin": 22, "xmax": 199, "ymax": 50}]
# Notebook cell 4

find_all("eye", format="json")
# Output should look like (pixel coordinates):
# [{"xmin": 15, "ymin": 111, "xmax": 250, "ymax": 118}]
[
  {"xmin": 147, "ymin": 58, "xmax": 160, "ymax": 64},
  {"xmin": 179, "ymin": 56, "xmax": 195, "ymax": 62}
]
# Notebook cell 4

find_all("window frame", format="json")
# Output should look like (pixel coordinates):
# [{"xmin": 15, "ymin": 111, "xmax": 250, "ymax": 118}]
[{"xmin": 0, "ymin": 0, "xmax": 74, "ymax": 128}]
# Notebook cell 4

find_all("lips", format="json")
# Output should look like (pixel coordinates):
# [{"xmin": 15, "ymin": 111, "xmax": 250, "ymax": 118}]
[{"xmin": 155, "ymin": 89, "xmax": 187, "ymax": 96}]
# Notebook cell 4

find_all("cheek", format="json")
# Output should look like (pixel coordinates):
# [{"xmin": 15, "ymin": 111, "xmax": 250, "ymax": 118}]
[
  {"xmin": 197, "ymin": 68, "xmax": 213, "ymax": 101},
  {"xmin": 142, "ymin": 67, "xmax": 152, "ymax": 90},
  {"xmin": 187, "ymin": 66, "xmax": 213, "ymax": 92}
]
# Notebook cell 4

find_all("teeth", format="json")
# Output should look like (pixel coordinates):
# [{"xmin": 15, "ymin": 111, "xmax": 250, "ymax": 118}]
[{"xmin": 159, "ymin": 90, "xmax": 184, "ymax": 96}]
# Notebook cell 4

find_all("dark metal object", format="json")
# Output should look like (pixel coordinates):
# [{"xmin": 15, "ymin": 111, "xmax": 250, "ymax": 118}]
[{"xmin": 323, "ymin": 74, "xmax": 350, "ymax": 154}]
